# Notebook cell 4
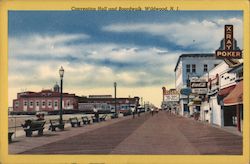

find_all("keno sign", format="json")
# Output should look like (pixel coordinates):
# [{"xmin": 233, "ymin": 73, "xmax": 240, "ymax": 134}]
[{"xmin": 164, "ymin": 90, "xmax": 179, "ymax": 102}]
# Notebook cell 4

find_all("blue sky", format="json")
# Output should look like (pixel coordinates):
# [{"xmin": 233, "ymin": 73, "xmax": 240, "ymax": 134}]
[{"xmin": 8, "ymin": 11, "xmax": 243, "ymax": 106}]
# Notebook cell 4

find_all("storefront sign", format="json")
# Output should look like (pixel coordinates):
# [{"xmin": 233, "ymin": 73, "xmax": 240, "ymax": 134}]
[
  {"xmin": 190, "ymin": 78, "xmax": 208, "ymax": 94},
  {"xmin": 164, "ymin": 89, "xmax": 179, "ymax": 102},
  {"xmin": 215, "ymin": 25, "xmax": 242, "ymax": 59},
  {"xmin": 180, "ymin": 88, "xmax": 192, "ymax": 95}
]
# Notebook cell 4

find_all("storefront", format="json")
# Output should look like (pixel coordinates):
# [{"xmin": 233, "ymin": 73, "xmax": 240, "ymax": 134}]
[{"xmin": 223, "ymin": 80, "xmax": 243, "ymax": 132}]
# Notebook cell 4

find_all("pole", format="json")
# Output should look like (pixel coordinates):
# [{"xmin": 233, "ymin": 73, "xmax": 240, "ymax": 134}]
[
  {"xmin": 236, "ymin": 104, "xmax": 241, "ymax": 132},
  {"xmin": 60, "ymin": 78, "xmax": 63, "ymax": 124},
  {"xmin": 114, "ymin": 82, "xmax": 117, "ymax": 115}
]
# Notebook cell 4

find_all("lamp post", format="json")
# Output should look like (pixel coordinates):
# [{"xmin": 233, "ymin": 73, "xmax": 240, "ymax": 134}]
[
  {"xmin": 114, "ymin": 82, "xmax": 117, "ymax": 116},
  {"xmin": 59, "ymin": 66, "xmax": 64, "ymax": 125}
]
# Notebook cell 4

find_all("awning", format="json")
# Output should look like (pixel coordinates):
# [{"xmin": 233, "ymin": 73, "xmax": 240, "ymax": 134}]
[
  {"xmin": 193, "ymin": 97, "xmax": 202, "ymax": 102},
  {"xmin": 218, "ymin": 85, "xmax": 236, "ymax": 97},
  {"xmin": 224, "ymin": 80, "xmax": 243, "ymax": 106}
]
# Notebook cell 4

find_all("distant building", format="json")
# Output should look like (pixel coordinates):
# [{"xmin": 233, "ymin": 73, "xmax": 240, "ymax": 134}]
[
  {"xmin": 174, "ymin": 53, "xmax": 222, "ymax": 116},
  {"xmin": 13, "ymin": 83, "xmax": 78, "ymax": 112},
  {"xmin": 78, "ymin": 95, "xmax": 140, "ymax": 113}
]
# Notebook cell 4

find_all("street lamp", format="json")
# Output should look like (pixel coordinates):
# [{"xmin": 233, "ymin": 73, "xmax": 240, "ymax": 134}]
[
  {"xmin": 114, "ymin": 82, "xmax": 117, "ymax": 116},
  {"xmin": 59, "ymin": 66, "xmax": 64, "ymax": 125}
]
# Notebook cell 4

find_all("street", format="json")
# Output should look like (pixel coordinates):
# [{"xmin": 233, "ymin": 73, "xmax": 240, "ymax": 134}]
[{"xmin": 9, "ymin": 111, "xmax": 242, "ymax": 155}]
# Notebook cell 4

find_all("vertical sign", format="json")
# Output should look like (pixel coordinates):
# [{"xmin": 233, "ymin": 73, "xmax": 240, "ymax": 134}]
[
  {"xmin": 224, "ymin": 25, "xmax": 233, "ymax": 50},
  {"xmin": 215, "ymin": 25, "xmax": 242, "ymax": 59}
]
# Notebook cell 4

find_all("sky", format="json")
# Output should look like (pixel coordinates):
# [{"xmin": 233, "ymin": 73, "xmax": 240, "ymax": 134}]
[{"xmin": 8, "ymin": 10, "xmax": 243, "ymax": 107}]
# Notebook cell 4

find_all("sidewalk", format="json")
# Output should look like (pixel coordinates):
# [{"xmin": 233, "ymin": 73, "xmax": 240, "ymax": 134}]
[
  {"xmin": 9, "ymin": 114, "xmax": 131, "ymax": 154},
  {"xmin": 9, "ymin": 111, "xmax": 242, "ymax": 155}
]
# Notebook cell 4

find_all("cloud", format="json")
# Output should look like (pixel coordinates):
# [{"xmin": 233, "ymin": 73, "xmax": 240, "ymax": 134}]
[
  {"xmin": 8, "ymin": 33, "xmax": 179, "ymax": 106},
  {"xmin": 102, "ymin": 18, "xmax": 243, "ymax": 51}
]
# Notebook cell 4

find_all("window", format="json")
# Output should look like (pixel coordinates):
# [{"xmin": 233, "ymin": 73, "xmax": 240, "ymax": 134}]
[
  {"xmin": 29, "ymin": 101, "xmax": 33, "ymax": 107},
  {"xmin": 54, "ymin": 101, "xmax": 58, "ymax": 107},
  {"xmin": 186, "ymin": 64, "xmax": 190, "ymax": 73},
  {"xmin": 15, "ymin": 101, "xmax": 19, "ymax": 107},
  {"xmin": 48, "ymin": 100, "xmax": 52, "ymax": 107},
  {"xmin": 24, "ymin": 101, "xmax": 28, "ymax": 106},
  {"xmin": 204, "ymin": 64, "xmax": 208, "ymax": 72},
  {"xmin": 36, "ymin": 101, "xmax": 39, "ymax": 106},
  {"xmin": 42, "ymin": 101, "xmax": 46, "ymax": 107},
  {"xmin": 67, "ymin": 100, "xmax": 70, "ymax": 107},
  {"xmin": 192, "ymin": 64, "xmax": 196, "ymax": 73}
]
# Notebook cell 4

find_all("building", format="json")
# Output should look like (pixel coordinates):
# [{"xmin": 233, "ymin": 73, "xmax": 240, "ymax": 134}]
[
  {"xmin": 222, "ymin": 63, "xmax": 243, "ymax": 132},
  {"xmin": 174, "ymin": 53, "xmax": 222, "ymax": 116},
  {"xmin": 12, "ymin": 83, "xmax": 78, "ymax": 113},
  {"xmin": 78, "ymin": 95, "xmax": 140, "ymax": 113},
  {"xmin": 200, "ymin": 61, "xmax": 235, "ymax": 125}
]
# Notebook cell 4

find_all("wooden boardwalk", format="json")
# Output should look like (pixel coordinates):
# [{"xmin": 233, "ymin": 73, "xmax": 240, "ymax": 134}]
[{"xmin": 11, "ymin": 111, "xmax": 242, "ymax": 155}]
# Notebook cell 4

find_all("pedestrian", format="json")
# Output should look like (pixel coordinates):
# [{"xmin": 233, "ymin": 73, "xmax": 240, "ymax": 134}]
[
  {"xmin": 150, "ymin": 108, "xmax": 154, "ymax": 116},
  {"xmin": 93, "ymin": 106, "xmax": 99, "ymax": 122},
  {"xmin": 36, "ymin": 113, "xmax": 45, "ymax": 121},
  {"xmin": 137, "ymin": 108, "xmax": 140, "ymax": 117},
  {"xmin": 131, "ymin": 107, "xmax": 135, "ymax": 119}
]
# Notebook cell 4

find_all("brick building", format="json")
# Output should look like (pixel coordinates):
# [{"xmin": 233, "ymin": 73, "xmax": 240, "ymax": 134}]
[
  {"xmin": 78, "ymin": 95, "xmax": 140, "ymax": 113},
  {"xmin": 13, "ymin": 83, "xmax": 78, "ymax": 112}
]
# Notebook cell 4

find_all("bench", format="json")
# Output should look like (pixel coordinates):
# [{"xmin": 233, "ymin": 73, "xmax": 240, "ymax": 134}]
[
  {"xmin": 49, "ymin": 119, "xmax": 65, "ymax": 131},
  {"xmin": 82, "ymin": 116, "xmax": 91, "ymax": 125},
  {"xmin": 100, "ymin": 114, "xmax": 107, "ymax": 121},
  {"xmin": 21, "ymin": 120, "xmax": 46, "ymax": 137},
  {"xmin": 8, "ymin": 132, "xmax": 14, "ymax": 143},
  {"xmin": 111, "ymin": 113, "xmax": 118, "ymax": 119},
  {"xmin": 69, "ymin": 117, "xmax": 81, "ymax": 127},
  {"xmin": 91, "ymin": 116, "xmax": 99, "ymax": 123}
]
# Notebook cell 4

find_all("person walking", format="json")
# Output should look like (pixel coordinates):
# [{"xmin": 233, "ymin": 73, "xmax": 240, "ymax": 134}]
[
  {"xmin": 137, "ymin": 108, "xmax": 140, "ymax": 117},
  {"xmin": 131, "ymin": 107, "xmax": 135, "ymax": 119},
  {"xmin": 150, "ymin": 108, "xmax": 154, "ymax": 116},
  {"xmin": 93, "ymin": 106, "xmax": 99, "ymax": 122}
]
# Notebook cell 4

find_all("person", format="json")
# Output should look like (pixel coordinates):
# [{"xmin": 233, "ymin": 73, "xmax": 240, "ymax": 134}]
[
  {"xmin": 150, "ymin": 108, "xmax": 154, "ymax": 116},
  {"xmin": 36, "ymin": 113, "xmax": 45, "ymax": 121},
  {"xmin": 93, "ymin": 106, "xmax": 99, "ymax": 122},
  {"xmin": 131, "ymin": 107, "xmax": 135, "ymax": 119},
  {"xmin": 137, "ymin": 108, "xmax": 140, "ymax": 117}
]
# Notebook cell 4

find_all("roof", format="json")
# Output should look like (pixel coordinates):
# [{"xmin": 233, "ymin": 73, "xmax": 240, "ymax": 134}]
[
  {"xmin": 227, "ymin": 62, "xmax": 243, "ymax": 73},
  {"xmin": 174, "ymin": 53, "xmax": 215, "ymax": 72}
]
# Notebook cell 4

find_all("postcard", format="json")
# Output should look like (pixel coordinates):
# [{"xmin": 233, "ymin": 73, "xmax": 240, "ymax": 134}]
[{"xmin": 0, "ymin": 0, "xmax": 249, "ymax": 164}]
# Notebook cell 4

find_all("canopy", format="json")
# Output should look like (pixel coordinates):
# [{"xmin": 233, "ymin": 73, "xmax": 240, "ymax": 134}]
[
  {"xmin": 224, "ymin": 80, "xmax": 243, "ymax": 106},
  {"xmin": 218, "ymin": 85, "xmax": 236, "ymax": 97}
]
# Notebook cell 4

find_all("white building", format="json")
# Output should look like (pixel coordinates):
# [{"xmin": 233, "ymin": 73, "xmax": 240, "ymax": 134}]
[
  {"xmin": 201, "ymin": 61, "xmax": 236, "ymax": 126},
  {"xmin": 174, "ymin": 54, "xmax": 222, "ymax": 116}
]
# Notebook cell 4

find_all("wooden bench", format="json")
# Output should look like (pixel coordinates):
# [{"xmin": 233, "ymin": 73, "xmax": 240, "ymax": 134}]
[
  {"xmin": 82, "ymin": 116, "xmax": 91, "ymax": 124},
  {"xmin": 91, "ymin": 116, "xmax": 99, "ymax": 123},
  {"xmin": 21, "ymin": 120, "xmax": 46, "ymax": 137},
  {"xmin": 8, "ymin": 132, "xmax": 14, "ymax": 143},
  {"xmin": 111, "ymin": 113, "xmax": 118, "ymax": 119},
  {"xmin": 100, "ymin": 114, "xmax": 107, "ymax": 121},
  {"xmin": 69, "ymin": 117, "xmax": 81, "ymax": 127},
  {"xmin": 49, "ymin": 119, "xmax": 65, "ymax": 131}
]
